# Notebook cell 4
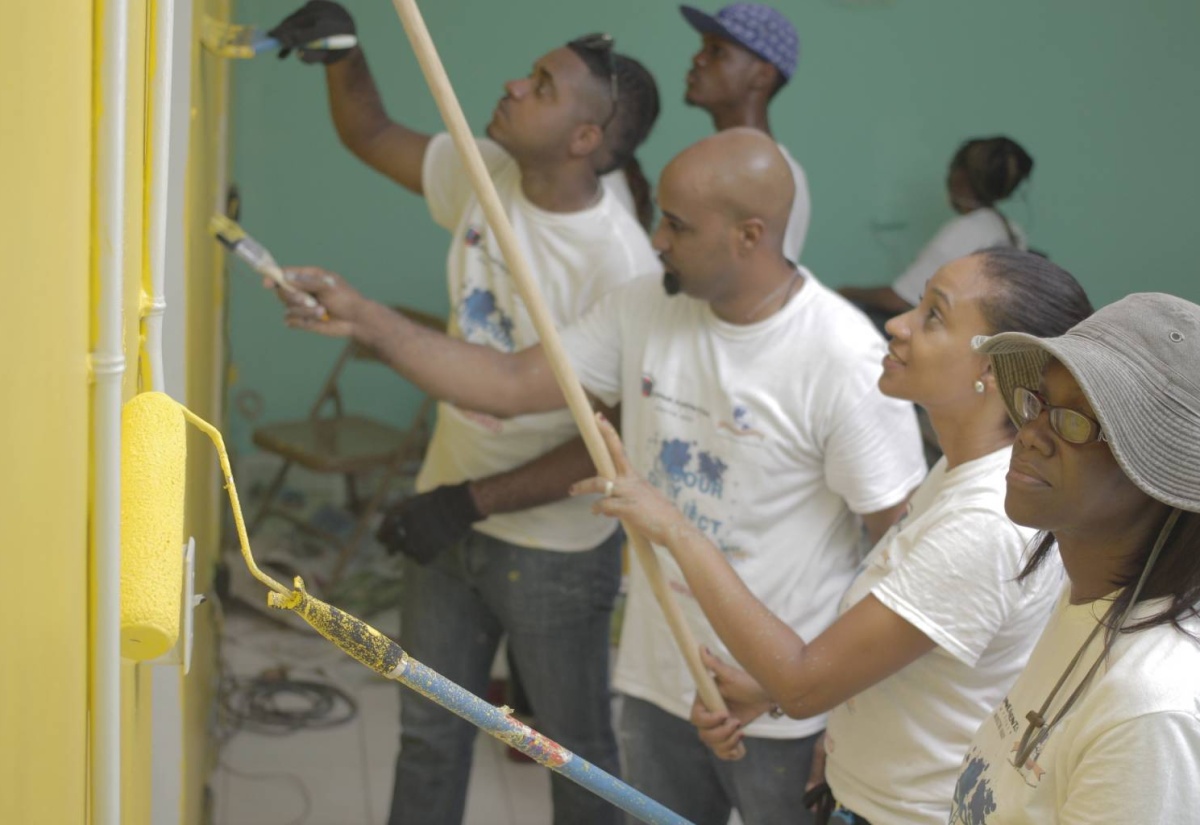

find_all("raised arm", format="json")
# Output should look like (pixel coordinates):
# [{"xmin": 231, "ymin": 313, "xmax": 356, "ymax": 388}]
[
  {"xmin": 325, "ymin": 48, "xmax": 431, "ymax": 192},
  {"xmin": 270, "ymin": 1, "xmax": 431, "ymax": 192},
  {"xmin": 279, "ymin": 267, "xmax": 565, "ymax": 417},
  {"xmin": 573, "ymin": 416, "xmax": 935, "ymax": 720}
]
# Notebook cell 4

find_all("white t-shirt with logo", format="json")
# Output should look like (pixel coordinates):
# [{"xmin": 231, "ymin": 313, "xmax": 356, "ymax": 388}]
[
  {"xmin": 949, "ymin": 587, "xmax": 1200, "ymax": 824},
  {"xmin": 892, "ymin": 210, "xmax": 1026, "ymax": 306},
  {"xmin": 779, "ymin": 143, "xmax": 812, "ymax": 266},
  {"xmin": 823, "ymin": 447, "xmax": 1061, "ymax": 825},
  {"xmin": 562, "ymin": 272, "xmax": 927, "ymax": 737},
  {"xmin": 417, "ymin": 133, "xmax": 660, "ymax": 551}
]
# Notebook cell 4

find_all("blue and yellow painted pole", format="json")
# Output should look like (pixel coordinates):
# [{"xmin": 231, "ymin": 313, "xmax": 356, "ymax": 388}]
[{"xmin": 276, "ymin": 581, "xmax": 694, "ymax": 825}]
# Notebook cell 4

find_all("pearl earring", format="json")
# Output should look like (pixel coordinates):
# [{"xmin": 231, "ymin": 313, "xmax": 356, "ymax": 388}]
[{"xmin": 974, "ymin": 380, "xmax": 986, "ymax": 394}]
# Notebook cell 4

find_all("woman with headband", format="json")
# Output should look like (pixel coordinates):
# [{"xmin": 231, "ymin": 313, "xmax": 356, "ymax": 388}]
[{"xmin": 952, "ymin": 293, "xmax": 1200, "ymax": 822}]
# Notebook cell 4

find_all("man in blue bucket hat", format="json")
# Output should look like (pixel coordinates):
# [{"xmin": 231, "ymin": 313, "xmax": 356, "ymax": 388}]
[{"xmin": 680, "ymin": 4, "xmax": 812, "ymax": 265}]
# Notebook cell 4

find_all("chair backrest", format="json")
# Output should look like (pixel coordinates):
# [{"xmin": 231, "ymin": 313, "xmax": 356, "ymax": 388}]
[{"xmin": 310, "ymin": 305, "xmax": 446, "ymax": 420}]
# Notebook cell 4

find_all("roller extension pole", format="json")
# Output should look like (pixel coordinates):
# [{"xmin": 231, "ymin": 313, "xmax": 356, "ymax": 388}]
[
  {"xmin": 269, "ymin": 580, "xmax": 693, "ymax": 825},
  {"xmin": 170, "ymin": 398, "xmax": 688, "ymax": 822},
  {"xmin": 386, "ymin": 0, "xmax": 726, "ymax": 714}
]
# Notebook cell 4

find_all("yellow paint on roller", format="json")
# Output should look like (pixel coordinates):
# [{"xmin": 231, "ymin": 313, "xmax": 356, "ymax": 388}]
[{"xmin": 120, "ymin": 392, "xmax": 186, "ymax": 660}]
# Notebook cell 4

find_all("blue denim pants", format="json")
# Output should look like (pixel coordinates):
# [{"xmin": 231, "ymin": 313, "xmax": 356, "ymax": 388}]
[
  {"xmin": 387, "ymin": 528, "xmax": 624, "ymax": 825},
  {"xmin": 617, "ymin": 695, "xmax": 821, "ymax": 825}
]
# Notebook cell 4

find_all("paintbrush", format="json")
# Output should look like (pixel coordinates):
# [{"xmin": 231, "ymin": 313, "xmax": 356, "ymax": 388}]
[
  {"xmin": 199, "ymin": 16, "xmax": 357, "ymax": 59},
  {"xmin": 209, "ymin": 214, "xmax": 328, "ymax": 319}
]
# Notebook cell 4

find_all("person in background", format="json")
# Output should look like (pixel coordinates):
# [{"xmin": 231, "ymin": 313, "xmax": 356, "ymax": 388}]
[
  {"xmin": 573, "ymin": 248, "xmax": 1092, "ymax": 824},
  {"xmin": 268, "ymin": 5, "xmax": 662, "ymax": 823},
  {"xmin": 681, "ymin": 2, "xmax": 812, "ymax": 263},
  {"xmin": 840, "ymin": 136, "xmax": 1034, "ymax": 327},
  {"xmin": 951, "ymin": 293, "xmax": 1200, "ymax": 823},
  {"xmin": 270, "ymin": 129, "xmax": 928, "ymax": 825}
]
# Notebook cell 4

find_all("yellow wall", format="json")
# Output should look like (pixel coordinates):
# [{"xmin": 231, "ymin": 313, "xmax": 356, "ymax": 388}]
[
  {"xmin": 118, "ymin": 4, "xmax": 154, "ymax": 824},
  {"xmin": 0, "ymin": 1, "xmax": 93, "ymax": 823},
  {"xmin": 182, "ymin": 1, "xmax": 234, "ymax": 822},
  {"xmin": 1, "ymin": 0, "xmax": 229, "ymax": 821}
]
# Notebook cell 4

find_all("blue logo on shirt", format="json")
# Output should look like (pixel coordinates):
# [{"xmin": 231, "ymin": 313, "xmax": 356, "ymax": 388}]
[
  {"xmin": 459, "ymin": 288, "xmax": 515, "ymax": 350},
  {"xmin": 647, "ymin": 437, "xmax": 736, "ymax": 550},
  {"xmin": 655, "ymin": 439, "xmax": 726, "ymax": 499},
  {"xmin": 949, "ymin": 751, "xmax": 996, "ymax": 824}
]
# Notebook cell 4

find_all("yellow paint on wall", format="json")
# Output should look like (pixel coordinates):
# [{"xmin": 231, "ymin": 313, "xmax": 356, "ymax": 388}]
[
  {"xmin": 182, "ymin": 1, "xmax": 235, "ymax": 822},
  {"xmin": 0, "ymin": 1, "xmax": 92, "ymax": 823},
  {"xmin": 2, "ymin": 0, "xmax": 231, "ymax": 820},
  {"xmin": 109, "ymin": 3, "xmax": 157, "ymax": 823}
]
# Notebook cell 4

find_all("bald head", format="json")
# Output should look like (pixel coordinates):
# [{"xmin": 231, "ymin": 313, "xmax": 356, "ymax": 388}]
[{"xmin": 661, "ymin": 128, "xmax": 795, "ymax": 243}]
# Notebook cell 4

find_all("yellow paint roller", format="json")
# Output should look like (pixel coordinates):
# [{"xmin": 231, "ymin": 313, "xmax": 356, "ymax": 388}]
[
  {"xmin": 120, "ymin": 391, "xmax": 286, "ymax": 661},
  {"xmin": 120, "ymin": 392, "xmax": 186, "ymax": 660},
  {"xmin": 119, "ymin": 395, "xmax": 690, "ymax": 821}
]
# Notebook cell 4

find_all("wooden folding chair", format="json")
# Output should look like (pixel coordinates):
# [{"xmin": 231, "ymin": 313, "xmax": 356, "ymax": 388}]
[{"xmin": 247, "ymin": 305, "xmax": 444, "ymax": 583}]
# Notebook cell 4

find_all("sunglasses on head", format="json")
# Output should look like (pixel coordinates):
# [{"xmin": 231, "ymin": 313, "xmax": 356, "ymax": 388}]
[
  {"xmin": 569, "ymin": 33, "xmax": 619, "ymax": 129},
  {"xmin": 1013, "ymin": 386, "xmax": 1107, "ymax": 445}
]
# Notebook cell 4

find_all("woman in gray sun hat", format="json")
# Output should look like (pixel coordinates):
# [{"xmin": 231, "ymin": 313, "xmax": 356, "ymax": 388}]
[{"xmin": 950, "ymin": 292, "xmax": 1200, "ymax": 824}]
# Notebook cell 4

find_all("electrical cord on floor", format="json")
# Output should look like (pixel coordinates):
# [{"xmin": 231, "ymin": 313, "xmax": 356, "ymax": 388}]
[{"xmin": 220, "ymin": 666, "xmax": 359, "ymax": 736}]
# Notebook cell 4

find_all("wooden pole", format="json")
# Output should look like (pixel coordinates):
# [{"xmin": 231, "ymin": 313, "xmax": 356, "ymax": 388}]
[{"xmin": 387, "ymin": 0, "xmax": 725, "ymax": 712}]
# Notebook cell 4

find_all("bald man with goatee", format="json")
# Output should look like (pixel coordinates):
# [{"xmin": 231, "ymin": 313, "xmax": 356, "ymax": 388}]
[{"xmin": 275, "ymin": 129, "xmax": 926, "ymax": 824}]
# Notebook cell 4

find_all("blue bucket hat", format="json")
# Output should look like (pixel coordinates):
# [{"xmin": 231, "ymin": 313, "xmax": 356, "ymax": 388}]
[{"xmin": 680, "ymin": 3, "xmax": 799, "ymax": 81}]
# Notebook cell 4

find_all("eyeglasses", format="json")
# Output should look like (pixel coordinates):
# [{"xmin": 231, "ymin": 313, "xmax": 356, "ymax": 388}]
[
  {"xmin": 569, "ymin": 33, "xmax": 619, "ymax": 130},
  {"xmin": 1013, "ymin": 387, "xmax": 1107, "ymax": 445}
]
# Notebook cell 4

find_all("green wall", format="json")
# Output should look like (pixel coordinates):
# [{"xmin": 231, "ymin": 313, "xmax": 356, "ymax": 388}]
[{"xmin": 227, "ymin": 0, "xmax": 1200, "ymax": 451}]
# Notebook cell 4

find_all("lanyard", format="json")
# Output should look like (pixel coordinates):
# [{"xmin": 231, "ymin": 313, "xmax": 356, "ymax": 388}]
[{"xmin": 1011, "ymin": 508, "xmax": 1182, "ymax": 769}]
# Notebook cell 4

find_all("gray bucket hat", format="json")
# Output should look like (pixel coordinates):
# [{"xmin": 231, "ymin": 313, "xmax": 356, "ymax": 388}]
[{"xmin": 973, "ymin": 292, "xmax": 1200, "ymax": 514}]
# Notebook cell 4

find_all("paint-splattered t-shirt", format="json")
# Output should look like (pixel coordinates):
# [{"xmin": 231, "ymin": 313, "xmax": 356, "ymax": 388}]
[
  {"xmin": 562, "ymin": 273, "xmax": 926, "ymax": 738},
  {"xmin": 416, "ymin": 133, "xmax": 660, "ymax": 551},
  {"xmin": 949, "ymin": 589, "xmax": 1200, "ymax": 824}
]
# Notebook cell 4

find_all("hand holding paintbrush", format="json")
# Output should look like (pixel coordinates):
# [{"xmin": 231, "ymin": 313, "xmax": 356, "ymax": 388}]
[
  {"xmin": 272, "ymin": 266, "xmax": 367, "ymax": 339},
  {"xmin": 208, "ymin": 214, "xmax": 330, "ymax": 321}
]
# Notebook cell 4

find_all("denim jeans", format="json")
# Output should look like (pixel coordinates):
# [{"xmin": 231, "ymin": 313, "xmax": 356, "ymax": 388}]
[
  {"xmin": 387, "ymin": 528, "xmax": 624, "ymax": 825},
  {"xmin": 617, "ymin": 695, "xmax": 821, "ymax": 825}
]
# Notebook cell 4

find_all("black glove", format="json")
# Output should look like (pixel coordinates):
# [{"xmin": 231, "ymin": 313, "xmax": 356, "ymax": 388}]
[
  {"xmin": 376, "ymin": 482, "xmax": 485, "ymax": 565},
  {"xmin": 269, "ymin": 0, "xmax": 357, "ymax": 64}
]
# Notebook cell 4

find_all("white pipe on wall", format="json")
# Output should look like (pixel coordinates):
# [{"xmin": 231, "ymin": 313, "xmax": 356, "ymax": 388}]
[
  {"xmin": 147, "ymin": 0, "xmax": 195, "ymax": 820},
  {"xmin": 145, "ymin": 0, "xmax": 175, "ymax": 395},
  {"xmin": 93, "ymin": 0, "xmax": 131, "ymax": 820}
]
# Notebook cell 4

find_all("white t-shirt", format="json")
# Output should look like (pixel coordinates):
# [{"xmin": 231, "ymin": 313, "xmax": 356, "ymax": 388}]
[
  {"xmin": 779, "ymin": 144, "xmax": 811, "ymax": 265},
  {"xmin": 823, "ymin": 447, "xmax": 1061, "ymax": 825},
  {"xmin": 892, "ymin": 210, "xmax": 1026, "ymax": 306},
  {"xmin": 602, "ymin": 168, "xmax": 637, "ymax": 219},
  {"xmin": 562, "ymin": 272, "xmax": 926, "ymax": 737},
  {"xmin": 417, "ymin": 133, "xmax": 660, "ymax": 550},
  {"xmin": 949, "ymin": 587, "xmax": 1200, "ymax": 824}
]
